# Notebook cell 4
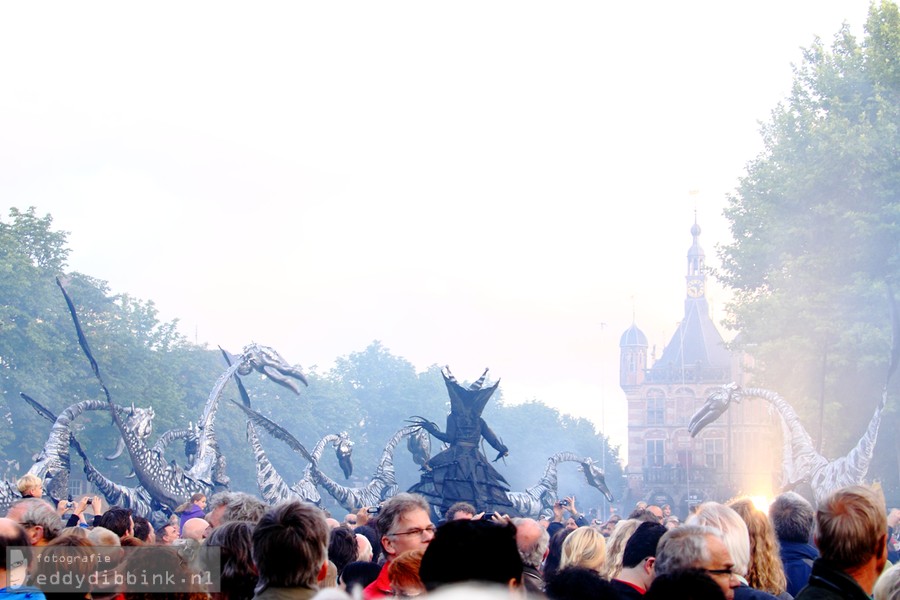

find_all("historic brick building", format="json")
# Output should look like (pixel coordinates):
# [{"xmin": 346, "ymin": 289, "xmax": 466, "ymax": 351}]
[{"xmin": 619, "ymin": 219, "xmax": 780, "ymax": 514}]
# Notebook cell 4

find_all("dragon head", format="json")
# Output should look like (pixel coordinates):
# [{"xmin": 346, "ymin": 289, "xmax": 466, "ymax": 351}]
[
  {"xmin": 236, "ymin": 344, "xmax": 308, "ymax": 395},
  {"xmin": 580, "ymin": 458, "xmax": 614, "ymax": 503},
  {"xmin": 688, "ymin": 383, "xmax": 742, "ymax": 437},
  {"xmin": 335, "ymin": 432, "xmax": 354, "ymax": 479}
]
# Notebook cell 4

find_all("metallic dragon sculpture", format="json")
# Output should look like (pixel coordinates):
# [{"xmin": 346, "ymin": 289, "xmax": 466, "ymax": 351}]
[{"xmin": 507, "ymin": 452, "xmax": 615, "ymax": 518}]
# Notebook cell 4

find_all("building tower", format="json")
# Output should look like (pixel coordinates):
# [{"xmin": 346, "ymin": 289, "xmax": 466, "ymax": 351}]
[{"xmin": 618, "ymin": 218, "xmax": 779, "ymax": 513}]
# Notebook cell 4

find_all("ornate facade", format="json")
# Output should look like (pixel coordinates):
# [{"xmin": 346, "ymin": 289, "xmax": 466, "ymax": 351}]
[{"xmin": 619, "ymin": 220, "xmax": 780, "ymax": 513}]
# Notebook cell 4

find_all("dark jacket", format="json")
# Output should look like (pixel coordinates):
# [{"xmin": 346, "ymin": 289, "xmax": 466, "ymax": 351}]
[
  {"xmin": 522, "ymin": 565, "xmax": 544, "ymax": 595},
  {"xmin": 793, "ymin": 560, "xmax": 870, "ymax": 600},
  {"xmin": 780, "ymin": 540, "xmax": 818, "ymax": 597},
  {"xmin": 734, "ymin": 584, "xmax": 781, "ymax": 600},
  {"xmin": 610, "ymin": 578, "xmax": 644, "ymax": 599}
]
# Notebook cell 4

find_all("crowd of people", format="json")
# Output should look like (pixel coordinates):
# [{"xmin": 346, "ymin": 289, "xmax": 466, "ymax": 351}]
[{"xmin": 3, "ymin": 474, "xmax": 900, "ymax": 600}]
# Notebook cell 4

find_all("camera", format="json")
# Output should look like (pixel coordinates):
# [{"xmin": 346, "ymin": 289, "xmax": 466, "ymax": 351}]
[
  {"xmin": 559, "ymin": 499, "xmax": 569, "ymax": 507},
  {"xmin": 66, "ymin": 494, "xmax": 73, "ymax": 509},
  {"xmin": 481, "ymin": 512, "xmax": 497, "ymax": 521},
  {"xmin": 86, "ymin": 499, "xmax": 92, "ymax": 505},
  {"xmin": 367, "ymin": 506, "xmax": 381, "ymax": 514}
]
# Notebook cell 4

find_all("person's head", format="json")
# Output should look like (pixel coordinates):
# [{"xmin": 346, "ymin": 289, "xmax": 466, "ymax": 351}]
[
  {"xmin": 768, "ymin": 491, "xmax": 815, "ymax": 543},
  {"xmin": 445, "ymin": 501, "xmax": 477, "ymax": 521},
  {"xmin": 252, "ymin": 500, "xmax": 329, "ymax": 592},
  {"xmin": 419, "ymin": 518, "xmax": 523, "ymax": 591},
  {"xmin": 512, "ymin": 517, "xmax": 549, "ymax": 569},
  {"xmin": 815, "ymin": 485, "xmax": 888, "ymax": 574},
  {"xmin": 16, "ymin": 474, "xmax": 42, "ymax": 498},
  {"xmin": 687, "ymin": 502, "xmax": 750, "ymax": 578},
  {"xmin": 220, "ymin": 492, "xmax": 267, "ymax": 525},
  {"xmin": 191, "ymin": 493, "xmax": 207, "ymax": 510},
  {"xmin": 206, "ymin": 491, "xmax": 237, "ymax": 528},
  {"xmin": 622, "ymin": 523, "xmax": 666, "ymax": 568},
  {"xmin": 30, "ymin": 535, "xmax": 97, "ymax": 598},
  {"xmin": 646, "ymin": 505, "xmax": 664, "ymax": 523},
  {"xmin": 602, "ymin": 518, "xmax": 640, "ymax": 579},
  {"xmin": 662, "ymin": 504, "xmax": 672, "ymax": 518},
  {"xmin": 355, "ymin": 533, "xmax": 373, "ymax": 562},
  {"xmin": 97, "ymin": 506, "xmax": 134, "ymax": 539},
  {"xmin": 340, "ymin": 561, "xmax": 382, "ymax": 593},
  {"xmin": 133, "ymin": 516, "xmax": 153, "ymax": 543},
  {"xmin": 88, "ymin": 526, "xmax": 121, "ymax": 548},
  {"xmin": 0, "ymin": 517, "xmax": 32, "ymax": 587},
  {"xmin": 182, "ymin": 518, "xmax": 211, "ymax": 542},
  {"xmin": 354, "ymin": 524, "xmax": 381, "ymax": 563},
  {"xmin": 156, "ymin": 523, "xmax": 179, "ymax": 545},
  {"xmin": 874, "ymin": 561, "xmax": 900, "ymax": 600},
  {"xmin": 343, "ymin": 513, "xmax": 358, "ymax": 528},
  {"xmin": 6, "ymin": 498, "xmax": 61, "ymax": 545},
  {"xmin": 387, "ymin": 549, "xmax": 425, "ymax": 597},
  {"xmin": 543, "ymin": 528, "xmax": 572, "ymax": 580},
  {"xmin": 374, "ymin": 493, "xmax": 434, "ymax": 560},
  {"xmin": 655, "ymin": 525, "xmax": 740, "ymax": 600},
  {"xmin": 205, "ymin": 520, "xmax": 258, "ymax": 600},
  {"xmin": 560, "ymin": 526, "xmax": 607, "ymax": 574},
  {"xmin": 545, "ymin": 566, "xmax": 619, "ymax": 600},
  {"xmin": 328, "ymin": 526, "xmax": 358, "ymax": 576},
  {"xmin": 728, "ymin": 497, "xmax": 787, "ymax": 595},
  {"xmin": 645, "ymin": 569, "xmax": 727, "ymax": 600}
]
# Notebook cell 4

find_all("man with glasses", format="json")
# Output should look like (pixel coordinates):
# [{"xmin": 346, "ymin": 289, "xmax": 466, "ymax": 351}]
[
  {"xmin": 654, "ymin": 524, "xmax": 740, "ymax": 600},
  {"xmin": 5, "ymin": 499, "xmax": 60, "ymax": 548},
  {"xmin": 363, "ymin": 493, "xmax": 434, "ymax": 599}
]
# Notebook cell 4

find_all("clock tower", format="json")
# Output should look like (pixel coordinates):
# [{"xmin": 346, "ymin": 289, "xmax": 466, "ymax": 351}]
[{"xmin": 686, "ymin": 217, "xmax": 705, "ymax": 299}]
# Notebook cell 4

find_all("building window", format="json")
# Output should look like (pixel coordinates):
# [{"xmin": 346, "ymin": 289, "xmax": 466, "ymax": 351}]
[
  {"xmin": 647, "ymin": 439, "xmax": 665, "ymax": 467},
  {"xmin": 647, "ymin": 396, "xmax": 665, "ymax": 425},
  {"xmin": 705, "ymin": 439, "xmax": 724, "ymax": 469}
]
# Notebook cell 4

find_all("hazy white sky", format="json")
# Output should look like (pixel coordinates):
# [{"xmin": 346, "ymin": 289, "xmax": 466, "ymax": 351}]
[{"xmin": 0, "ymin": 2, "xmax": 870, "ymax": 452}]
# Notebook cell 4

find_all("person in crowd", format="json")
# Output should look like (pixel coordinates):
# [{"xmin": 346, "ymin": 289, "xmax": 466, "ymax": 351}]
[
  {"xmin": 603, "ymin": 518, "xmax": 641, "ymax": 580},
  {"xmin": 328, "ymin": 526, "xmax": 358, "ymax": 580},
  {"xmin": 122, "ymin": 545, "xmax": 209, "ymax": 600},
  {"xmin": 655, "ymin": 525, "xmax": 741, "ymax": 600},
  {"xmin": 513, "ymin": 517, "xmax": 550, "ymax": 594},
  {"xmin": 688, "ymin": 501, "xmax": 780, "ymax": 600},
  {"xmin": 549, "ymin": 496, "xmax": 588, "ymax": 537},
  {"xmin": 340, "ymin": 562, "xmax": 382, "ymax": 594},
  {"xmin": 610, "ymin": 522, "xmax": 667, "ymax": 599},
  {"xmin": 887, "ymin": 508, "xmax": 900, "ymax": 564},
  {"xmin": 364, "ymin": 493, "xmax": 434, "ymax": 599},
  {"xmin": 206, "ymin": 491, "xmax": 237, "ymax": 528},
  {"xmin": 387, "ymin": 549, "xmax": 425, "ymax": 597},
  {"xmin": 182, "ymin": 517, "xmax": 211, "ymax": 542},
  {"xmin": 205, "ymin": 520, "xmax": 258, "ymax": 600},
  {"xmin": 645, "ymin": 570, "xmax": 727, "ymax": 600},
  {"xmin": 155, "ymin": 523, "xmax": 179, "ymax": 545},
  {"xmin": 795, "ymin": 486, "xmax": 888, "ymax": 600},
  {"xmin": 560, "ymin": 526, "xmax": 607, "ymax": 575},
  {"xmin": 728, "ymin": 498, "xmax": 790, "ymax": 599},
  {"xmin": 29, "ymin": 535, "xmax": 96, "ymax": 600},
  {"xmin": 176, "ymin": 493, "xmax": 207, "ymax": 534},
  {"xmin": 220, "ymin": 493, "xmax": 267, "ymax": 525},
  {"xmin": 96, "ymin": 506, "xmax": 134, "ymax": 540},
  {"xmin": 646, "ymin": 506, "xmax": 664, "ymax": 524},
  {"xmin": 132, "ymin": 516, "xmax": 154, "ymax": 543},
  {"xmin": 343, "ymin": 513, "xmax": 358, "ymax": 528},
  {"xmin": 15, "ymin": 475, "xmax": 42, "ymax": 499},
  {"xmin": 663, "ymin": 516, "xmax": 681, "ymax": 530},
  {"xmin": 662, "ymin": 505, "xmax": 673, "ymax": 519},
  {"xmin": 0, "ymin": 517, "xmax": 44, "ymax": 599},
  {"xmin": 354, "ymin": 525, "xmax": 381, "ymax": 564},
  {"xmin": 769, "ymin": 491, "xmax": 819, "ymax": 596},
  {"xmin": 355, "ymin": 533, "xmax": 373, "ymax": 562},
  {"xmin": 251, "ymin": 500, "xmax": 330, "ymax": 600},
  {"xmin": 445, "ymin": 502, "xmax": 477, "ymax": 521},
  {"xmin": 874, "ymin": 562, "xmax": 900, "ymax": 600},
  {"xmin": 319, "ymin": 562, "xmax": 338, "ymax": 588},
  {"xmin": 6, "ymin": 498, "xmax": 61, "ymax": 547},
  {"xmin": 545, "ymin": 566, "xmax": 618, "ymax": 600},
  {"xmin": 601, "ymin": 514, "xmax": 622, "ymax": 537},
  {"xmin": 543, "ymin": 528, "xmax": 572, "ymax": 581},
  {"xmin": 418, "ymin": 518, "xmax": 523, "ymax": 592}
]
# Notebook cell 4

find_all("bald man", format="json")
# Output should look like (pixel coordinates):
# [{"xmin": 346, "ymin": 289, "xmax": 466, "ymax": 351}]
[
  {"xmin": 181, "ymin": 517, "xmax": 211, "ymax": 542},
  {"xmin": 513, "ymin": 517, "xmax": 549, "ymax": 594}
]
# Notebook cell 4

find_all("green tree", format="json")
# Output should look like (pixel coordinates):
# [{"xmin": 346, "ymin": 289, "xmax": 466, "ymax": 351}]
[{"xmin": 718, "ymin": 2, "xmax": 900, "ymax": 492}]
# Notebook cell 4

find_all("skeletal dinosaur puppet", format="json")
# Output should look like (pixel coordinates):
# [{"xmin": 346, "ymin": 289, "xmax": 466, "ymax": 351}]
[
  {"xmin": 311, "ymin": 426, "xmax": 431, "ymax": 511},
  {"xmin": 0, "ymin": 480, "xmax": 20, "ymax": 514},
  {"xmin": 506, "ymin": 452, "xmax": 615, "ymax": 518},
  {"xmin": 20, "ymin": 394, "xmax": 154, "ymax": 501},
  {"xmin": 56, "ymin": 278, "xmax": 308, "ymax": 511},
  {"xmin": 247, "ymin": 422, "xmax": 354, "ymax": 505},
  {"xmin": 688, "ymin": 292, "xmax": 898, "ymax": 506}
]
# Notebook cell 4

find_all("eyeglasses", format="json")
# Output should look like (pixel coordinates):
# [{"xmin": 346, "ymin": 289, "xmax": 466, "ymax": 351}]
[
  {"xmin": 705, "ymin": 567, "xmax": 737, "ymax": 578},
  {"xmin": 388, "ymin": 525, "xmax": 436, "ymax": 539}
]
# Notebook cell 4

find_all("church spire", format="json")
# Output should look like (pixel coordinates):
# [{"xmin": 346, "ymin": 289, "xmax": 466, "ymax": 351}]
[{"xmin": 686, "ymin": 214, "xmax": 706, "ymax": 298}]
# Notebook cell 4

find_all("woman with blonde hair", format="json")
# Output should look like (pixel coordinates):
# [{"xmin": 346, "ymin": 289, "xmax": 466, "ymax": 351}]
[
  {"xmin": 560, "ymin": 526, "xmax": 608, "ymax": 575},
  {"xmin": 728, "ymin": 498, "xmax": 790, "ymax": 599},
  {"xmin": 602, "ymin": 518, "xmax": 640, "ymax": 580}
]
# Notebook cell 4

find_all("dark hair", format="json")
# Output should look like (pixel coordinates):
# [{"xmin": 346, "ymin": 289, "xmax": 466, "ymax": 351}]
[
  {"xmin": 545, "ymin": 566, "xmax": 619, "ymax": 600},
  {"xmin": 31, "ymin": 535, "xmax": 97, "ymax": 599},
  {"xmin": 205, "ymin": 521, "xmax": 257, "ymax": 600},
  {"xmin": 340, "ymin": 561, "xmax": 382, "ymax": 593},
  {"xmin": 354, "ymin": 525, "xmax": 381, "ymax": 563},
  {"xmin": 132, "ymin": 516, "xmax": 152, "ymax": 542},
  {"xmin": 252, "ymin": 501, "xmax": 329, "ymax": 592},
  {"xmin": 543, "ymin": 528, "xmax": 572, "ymax": 580},
  {"xmin": 419, "ymin": 519, "xmax": 523, "ymax": 591},
  {"xmin": 328, "ymin": 526, "xmax": 359, "ymax": 577},
  {"xmin": 445, "ymin": 502, "xmax": 476, "ymax": 521},
  {"xmin": 97, "ymin": 507, "xmax": 133, "ymax": 538},
  {"xmin": 622, "ymin": 522, "xmax": 667, "ymax": 568},
  {"xmin": 769, "ymin": 491, "xmax": 814, "ymax": 543},
  {"xmin": 645, "ymin": 569, "xmax": 726, "ymax": 600}
]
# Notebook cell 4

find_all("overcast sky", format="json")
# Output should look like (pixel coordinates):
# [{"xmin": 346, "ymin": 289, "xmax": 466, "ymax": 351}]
[{"xmin": 0, "ymin": 2, "xmax": 871, "ymax": 452}]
